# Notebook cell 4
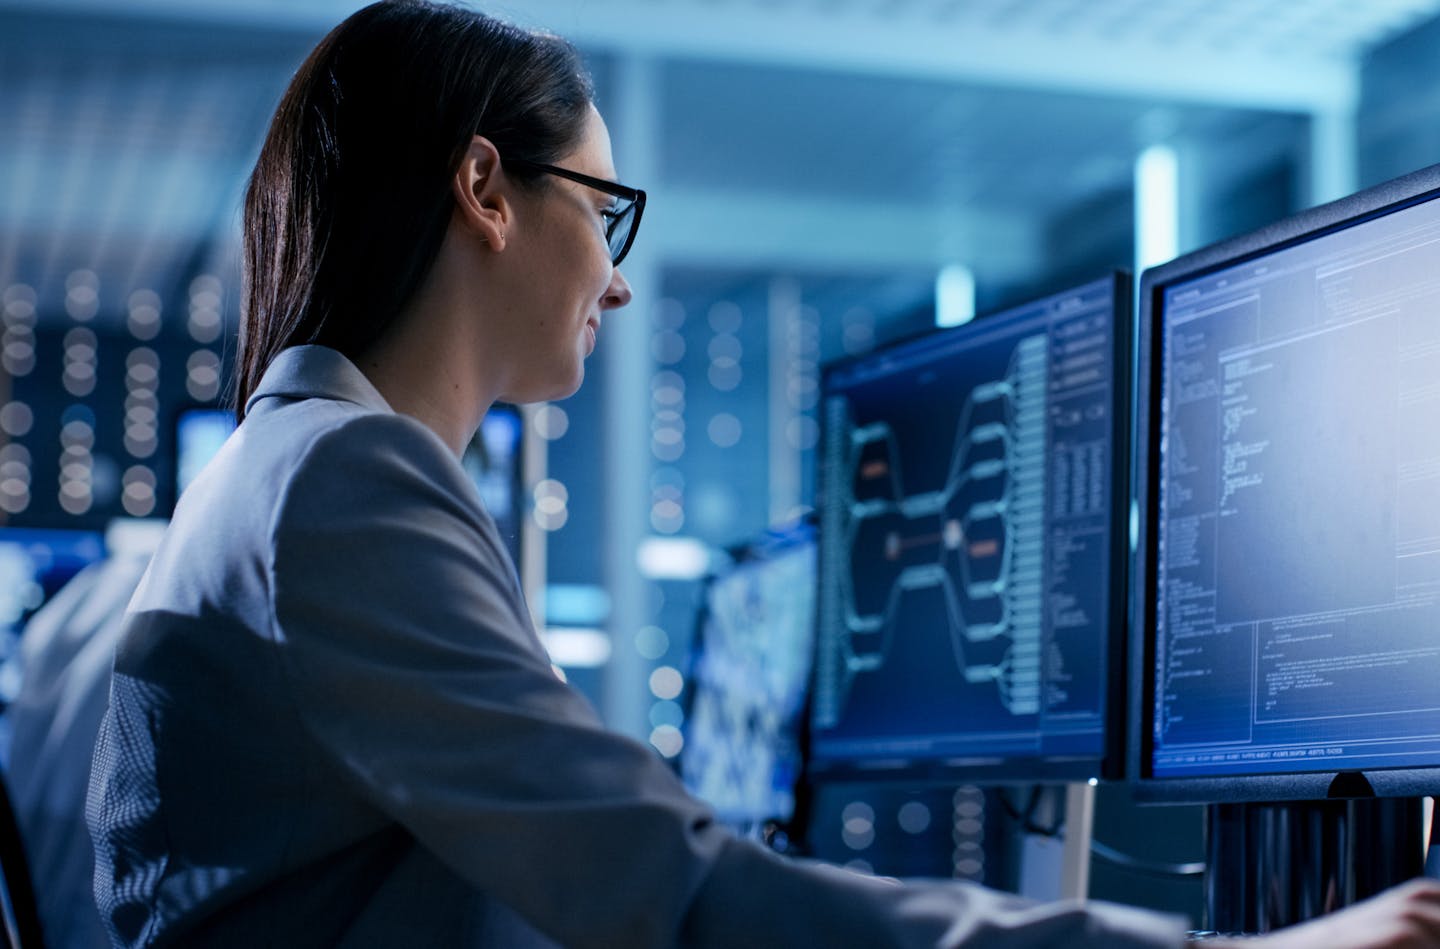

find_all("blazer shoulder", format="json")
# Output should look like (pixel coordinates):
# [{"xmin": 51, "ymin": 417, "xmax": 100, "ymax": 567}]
[{"xmin": 271, "ymin": 407, "xmax": 490, "ymax": 542}]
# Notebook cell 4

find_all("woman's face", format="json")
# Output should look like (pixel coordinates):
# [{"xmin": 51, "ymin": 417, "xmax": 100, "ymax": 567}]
[{"xmin": 497, "ymin": 106, "xmax": 633, "ymax": 403}]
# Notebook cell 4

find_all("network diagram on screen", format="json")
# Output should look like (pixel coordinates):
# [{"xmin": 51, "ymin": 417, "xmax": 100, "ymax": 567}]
[{"xmin": 811, "ymin": 280, "xmax": 1118, "ymax": 773}]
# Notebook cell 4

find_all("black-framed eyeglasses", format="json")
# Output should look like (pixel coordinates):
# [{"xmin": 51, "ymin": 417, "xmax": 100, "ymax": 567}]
[{"xmin": 505, "ymin": 159, "xmax": 646, "ymax": 267}]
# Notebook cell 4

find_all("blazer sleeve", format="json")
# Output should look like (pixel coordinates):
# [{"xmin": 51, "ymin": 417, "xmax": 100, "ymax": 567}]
[{"xmin": 268, "ymin": 412, "xmax": 1184, "ymax": 949}]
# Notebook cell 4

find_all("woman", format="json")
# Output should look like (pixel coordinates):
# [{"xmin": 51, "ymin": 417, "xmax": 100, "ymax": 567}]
[{"xmin": 86, "ymin": 2, "xmax": 1440, "ymax": 947}]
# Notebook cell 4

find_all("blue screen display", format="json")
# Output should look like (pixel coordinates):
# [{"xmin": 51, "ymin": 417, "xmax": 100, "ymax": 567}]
[
  {"xmin": 176, "ymin": 408, "xmax": 236, "ymax": 496},
  {"xmin": 0, "ymin": 527, "xmax": 106, "ymax": 642},
  {"xmin": 1151, "ymin": 192, "xmax": 1440, "ymax": 779},
  {"xmin": 462, "ymin": 406, "xmax": 523, "ymax": 567},
  {"xmin": 810, "ymin": 277, "xmax": 1122, "ymax": 777},
  {"xmin": 681, "ymin": 527, "xmax": 815, "ymax": 829}
]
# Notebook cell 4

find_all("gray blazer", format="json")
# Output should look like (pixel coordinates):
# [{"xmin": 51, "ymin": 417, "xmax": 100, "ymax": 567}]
[{"xmin": 87, "ymin": 345, "xmax": 1183, "ymax": 948}]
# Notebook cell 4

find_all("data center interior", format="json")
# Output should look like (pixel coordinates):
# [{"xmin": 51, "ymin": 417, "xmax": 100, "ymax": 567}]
[{"xmin": 6, "ymin": 0, "xmax": 1440, "ymax": 941}]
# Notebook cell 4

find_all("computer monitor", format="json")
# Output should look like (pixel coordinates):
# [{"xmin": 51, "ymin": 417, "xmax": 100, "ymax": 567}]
[
  {"xmin": 175, "ymin": 407, "xmax": 236, "ymax": 497},
  {"xmin": 463, "ymin": 405, "xmax": 524, "ymax": 568},
  {"xmin": 808, "ymin": 274, "xmax": 1131, "ymax": 783},
  {"xmin": 681, "ymin": 524, "xmax": 815, "ymax": 833},
  {"xmin": 1131, "ymin": 163, "xmax": 1440, "ymax": 803},
  {"xmin": 0, "ymin": 527, "xmax": 106, "ymax": 647}
]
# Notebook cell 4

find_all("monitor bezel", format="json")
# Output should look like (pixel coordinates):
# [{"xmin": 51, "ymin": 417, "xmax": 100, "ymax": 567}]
[
  {"xmin": 1129, "ymin": 162, "xmax": 1440, "ymax": 804},
  {"xmin": 806, "ymin": 271, "xmax": 1133, "ymax": 786}
]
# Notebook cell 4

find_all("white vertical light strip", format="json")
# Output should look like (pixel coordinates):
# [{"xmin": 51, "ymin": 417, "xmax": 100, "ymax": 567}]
[
  {"xmin": 1060, "ymin": 782, "xmax": 1096, "ymax": 900},
  {"xmin": 1308, "ymin": 108, "xmax": 1358, "ymax": 208},
  {"xmin": 602, "ymin": 54, "xmax": 660, "ymax": 742},
  {"xmin": 1135, "ymin": 144, "xmax": 1179, "ymax": 274},
  {"xmin": 1131, "ymin": 145, "xmax": 1180, "ymax": 560},
  {"xmin": 935, "ymin": 263, "xmax": 976, "ymax": 328},
  {"xmin": 519, "ymin": 403, "xmax": 548, "ymax": 633},
  {"xmin": 767, "ymin": 277, "xmax": 802, "ymax": 526}
]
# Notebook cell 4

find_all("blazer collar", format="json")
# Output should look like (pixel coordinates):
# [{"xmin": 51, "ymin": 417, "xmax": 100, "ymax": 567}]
[{"xmin": 245, "ymin": 345, "xmax": 393, "ymax": 416}]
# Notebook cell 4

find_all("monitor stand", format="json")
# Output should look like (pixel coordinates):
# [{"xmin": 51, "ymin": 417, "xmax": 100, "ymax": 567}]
[
  {"xmin": 1015, "ymin": 783, "xmax": 1096, "ymax": 902},
  {"xmin": 1061, "ymin": 782, "xmax": 1096, "ymax": 900},
  {"xmin": 1203, "ymin": 790, "xmax": 1426, "ymax": 932}
]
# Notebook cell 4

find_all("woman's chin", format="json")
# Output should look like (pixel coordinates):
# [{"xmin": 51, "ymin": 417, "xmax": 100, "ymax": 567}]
[{"xmin": 506, "ymin": 367, "xmax": 584, "ymax": 405}]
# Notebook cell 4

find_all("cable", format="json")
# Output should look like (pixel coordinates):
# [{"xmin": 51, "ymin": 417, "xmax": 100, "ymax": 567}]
[
  {"xmin": 996, "ymin": 786, "xmax": 1065, "ymax": 838},
  {"xmin": 997, "ymin": 786, "xmax": 1205, "ymax": 879},
  {"xmin": 1089, "ymin": 840, "xmax": 1206, "ymax": 878}
]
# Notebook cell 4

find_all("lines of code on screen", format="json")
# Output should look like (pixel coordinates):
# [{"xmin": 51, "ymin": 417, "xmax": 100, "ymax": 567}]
[{"xmin": 1153, "ymin": 195, "xmax": 1440, "ymax": 779}]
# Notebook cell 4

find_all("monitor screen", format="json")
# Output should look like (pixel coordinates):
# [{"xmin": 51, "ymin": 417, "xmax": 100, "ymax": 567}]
[
  {"xmin": 464, "ymin": 405, "xmax": 524, "ymax": 568},
  {"xmin": 809, "ymin": 274, "xmax": 1130, "ymax": 783},
  {"xmin": 175, "ymin": 407, "xmax": 235, "ymax": 496},
  {"xmin": 1133, "ymin": 164, "xmax": 1440, "ymax": 802},
  {"xmin": 681, "ymin": 525, "xmax": 815, "ymax": 831},
  {"xmin": 0, "ymin": 527, "xmax": 106, "ymax": 648}
]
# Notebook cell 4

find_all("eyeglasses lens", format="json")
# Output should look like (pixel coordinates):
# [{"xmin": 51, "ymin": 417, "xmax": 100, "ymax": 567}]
[{"xmin": 608, "ymin": 202, "xmax": 636, "ymax": 264}]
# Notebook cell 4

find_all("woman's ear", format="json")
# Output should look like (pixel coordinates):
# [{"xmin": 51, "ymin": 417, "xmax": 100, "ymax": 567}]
[{"xmin": 451, "ymin": 135, "xmax": 510, "ymax": 250}]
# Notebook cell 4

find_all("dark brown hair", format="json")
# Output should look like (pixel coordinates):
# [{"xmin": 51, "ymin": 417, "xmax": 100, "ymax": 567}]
[{"xmin": 236, "ymin": 0, "xmax": 593, "ymax": 419}]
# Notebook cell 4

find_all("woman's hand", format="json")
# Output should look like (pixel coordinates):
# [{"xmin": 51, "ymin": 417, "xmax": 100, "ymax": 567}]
[{"xmin": 1211, "ymin": 879, "xmax": 1440, "ymax": 949}]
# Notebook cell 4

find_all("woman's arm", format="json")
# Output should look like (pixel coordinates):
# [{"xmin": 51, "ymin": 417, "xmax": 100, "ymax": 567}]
[{"xmin": 270, "ymin": 412, "xmax": 1186, "ymax": 949}]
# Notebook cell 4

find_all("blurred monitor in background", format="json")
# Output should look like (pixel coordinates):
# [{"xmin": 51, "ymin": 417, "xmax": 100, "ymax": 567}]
[
  {"xmin": 174, "ymin": 407, "xmax": 237, "ymax": 497},
  {"xmin": 463, "ymin": 404, "xmax": 524, "ymax": 568},
  {"xmin": 681, "ymin": 523, "xmax": 815, "ymax": 838},
  {"xmin": 0, "ymin": 527, "xmax": 106, "ymax": 674}
]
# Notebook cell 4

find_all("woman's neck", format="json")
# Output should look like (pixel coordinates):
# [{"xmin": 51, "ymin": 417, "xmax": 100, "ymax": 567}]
[{"xmin": 356, "ymin": 312, "xmax": 496, "ymax": 457}]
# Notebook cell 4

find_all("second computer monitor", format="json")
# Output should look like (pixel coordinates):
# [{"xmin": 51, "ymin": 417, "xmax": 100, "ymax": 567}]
[
  {"xmin": 1131, "ymin": 163, "xmax": 1440, "ymax": 803},
  {"xmin": 809, "ymin": 274, "xmax": 1131, "ymax": 783}
]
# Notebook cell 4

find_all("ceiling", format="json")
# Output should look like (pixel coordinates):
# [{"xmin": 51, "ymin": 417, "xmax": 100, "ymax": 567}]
[{"xmin": 0, "ymin": 0, "xmax": 1437, "ymax": 331}]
